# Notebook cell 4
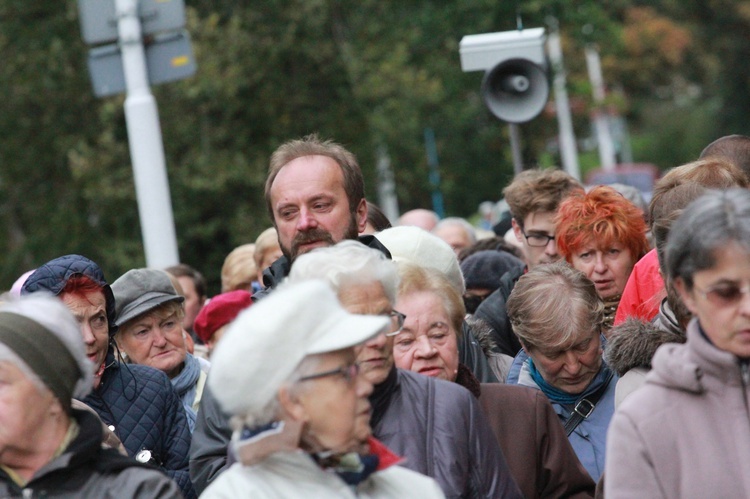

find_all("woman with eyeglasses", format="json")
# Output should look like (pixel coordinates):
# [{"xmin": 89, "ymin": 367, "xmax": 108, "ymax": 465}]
[
  {"xmin": 555, "ymin": 185, "xmax": 650, "ymax": 334},
  {"xmin": 605, "ymin": 189, "xmax": 750, "ymax": 498},
  {"xmin": 202, "ymin": 280, "xmax": 445, "ymax": 498},
  {"xmin": 393, "ymin": 262, "xmax": 597, "ymax": 498}
]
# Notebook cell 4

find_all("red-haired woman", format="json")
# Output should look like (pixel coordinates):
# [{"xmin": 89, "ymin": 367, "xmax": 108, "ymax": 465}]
[{"xmin": 555, "ymin": 186, "xmax": 650, "ymax": 333}]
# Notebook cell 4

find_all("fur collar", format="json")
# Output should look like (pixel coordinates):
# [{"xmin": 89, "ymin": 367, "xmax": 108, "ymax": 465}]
[{"xmin": 604, "ymin": 317, "xmax": 685, "ymax": 376}]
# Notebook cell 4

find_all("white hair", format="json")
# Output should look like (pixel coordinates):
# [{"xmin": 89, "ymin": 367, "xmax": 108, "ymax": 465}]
[{"xmin": 286, "ymin": 240, "xmax": 399, "ymax": 303}]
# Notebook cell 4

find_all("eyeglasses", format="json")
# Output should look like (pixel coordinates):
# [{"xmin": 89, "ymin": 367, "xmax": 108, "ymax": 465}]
[
  {"xmin": 520, "ymin": 228, "xmax": 555, "ymax": 247},
  {"xmin": 298, "ymin": 363, "xmax": 360, "ymax": 384},
  {"xmin": 385, "ymin": 310, "xmax": 406, "ymax": 336},
  {"xmin": 694, "ymin": 282, "xmax": 750, "ymax": 307}
]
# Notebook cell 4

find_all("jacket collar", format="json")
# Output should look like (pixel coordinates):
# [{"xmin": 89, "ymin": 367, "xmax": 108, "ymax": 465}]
[{"xmin": 369, "ymin": 366, "xmax": 398, "ymax": 428}]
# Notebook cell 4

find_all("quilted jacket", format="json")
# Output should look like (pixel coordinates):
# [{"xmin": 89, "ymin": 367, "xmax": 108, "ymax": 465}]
[{"xmin": 83, "ymin": 349, "xmax": 195, "ymax": 498}]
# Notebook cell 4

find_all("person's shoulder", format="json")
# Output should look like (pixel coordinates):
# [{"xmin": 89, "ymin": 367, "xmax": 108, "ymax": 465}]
[
  {"xmin": 110, "ymin": 466, "xmax": 184, "ymax": 498},
  {"xmin": 369, "ymin": 465, "xmax": 446, "ymax": 498},
  {"xmin": 399, "ymin": 369, "xmax": 475, "ymax": 406},
  {"xmin": 124, "ymin": 363, "xmax": 180, "ymax": 404},
  {"xmin": 127, "ymin": 363, "xmax": 172, "ymax": 384},
  {"xmin": 480, "ymin": 382, "xmax": 540, "ymax": 404},
  {"xmin": 200, "ymin": 463, "xmax": 278, "ymax": 499}
]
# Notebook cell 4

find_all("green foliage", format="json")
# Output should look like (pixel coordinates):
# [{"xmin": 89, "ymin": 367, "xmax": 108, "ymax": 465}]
[{"xmin": 0, "ymin": 0, "xmax": 748, "ymax": 294}]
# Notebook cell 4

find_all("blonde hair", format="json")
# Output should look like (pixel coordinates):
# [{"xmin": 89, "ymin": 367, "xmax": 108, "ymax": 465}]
[
  {"xmin": 396, "ymin": 262, "xmax": 465, "ymax": 338},
  {"xmin": 221, "ymin": 244, "xmax": 257, "ymax": 292},
  {"xmin": 507, "ymin": 262, "xmax": 603, "ymax": 350},
  {"xmin": 253, "ymin": 228, "xmax": 281, "ymax": 269}
]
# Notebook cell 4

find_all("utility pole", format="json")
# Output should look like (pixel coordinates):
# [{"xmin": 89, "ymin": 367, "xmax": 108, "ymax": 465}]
[
  {"xmin": 547, "ymin": 20, "xmax": 580, "ymax": 181},
  {"xmin": 585, "ymin": 45, "xmax": 617, "ymax": 172},
  {"xmin": 78, "ymin": 0, "xmax": 196, "ymax": 267},
  {"xmin": 116, "ymin": 0, "xmax": 179, "ymax": 267}
]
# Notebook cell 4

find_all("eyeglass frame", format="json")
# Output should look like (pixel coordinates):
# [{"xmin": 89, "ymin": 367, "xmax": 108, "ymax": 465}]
[
  {"xmin": 385, "ymin": 310, "xmax": 406, "ymax": 337},
  {"xmin": 297, "ymin": 362, "xmax": 360, "ymax": 384},
  {"xmin": 693, "ymin": 281, "xmax": 750, "ymax": 307},
  {"xmin": 519, "ymin": 227, "xmax": 556, "ymax": 247}
]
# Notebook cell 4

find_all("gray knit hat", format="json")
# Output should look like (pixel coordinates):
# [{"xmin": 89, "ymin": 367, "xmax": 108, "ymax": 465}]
[
  {"xmin": 111, "ymin": 268, "xmax": 184, "ymax": 327},
  {"xmin": 0, "ymin": 293, "xmax": 93, "ymax": 412},
  {"xmin": 460, "ymin": 250, "xmax": 524, "ymax": 291}
]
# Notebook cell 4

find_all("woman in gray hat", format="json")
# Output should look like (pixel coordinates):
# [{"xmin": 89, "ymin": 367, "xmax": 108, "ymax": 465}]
[
  {"xmin": 0, "ymin": 294, "xmax": 181, "ymax": 498},
  {"xmin": 112, "ymin": 268, "xmax": 210, "ymax": 433}
]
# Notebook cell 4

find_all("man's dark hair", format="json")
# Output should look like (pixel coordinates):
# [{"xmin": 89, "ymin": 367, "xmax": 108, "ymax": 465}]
[
  {"xmin": 165, "ymin": 263, "xmax": 206, "ymax": 298},
  {"xmin": 366, "ymin": 200, "xmax": 392, "ymax": 232}
]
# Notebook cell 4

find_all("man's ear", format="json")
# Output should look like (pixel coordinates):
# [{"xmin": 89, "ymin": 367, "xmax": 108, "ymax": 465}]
[
  {"xmin": 278, "ymin": 384, "xmax": 307, "ymax": 423},
  {"xmin": 355, "ymin": 199, "xmax": 368, "ymax": 233},
  {"xmin": 511, "ymin": 218, "xmax": 524, "ymax": 244},
  {"xmin": 673, "ymin": 277, "xmax": 698, "ymax": 316}
]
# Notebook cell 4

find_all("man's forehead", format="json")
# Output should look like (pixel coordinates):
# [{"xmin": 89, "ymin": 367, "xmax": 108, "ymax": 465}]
[
  {"xmin": 522, "ymin": 211, "xmax": 557, "ymax": 232},
  {"xmin": 270, "ymin": 156, "xmax": 346, "ymax": 203}
]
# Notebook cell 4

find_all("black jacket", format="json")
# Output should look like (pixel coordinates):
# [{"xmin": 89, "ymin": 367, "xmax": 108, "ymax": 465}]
[
  {"xmin": 474, "ymin": 264, "xmax": 526, "ymax": 357},
  {"xmin": 371, "ymin": 367, "xmax": 522, "ymax": 498},
  {"xmin": 0, "ymin": 409, "xmax": 182, "ymax": 498},
  {"xmin": 259, "ymin": 234, "xmax": 392, "ymax": 295}
]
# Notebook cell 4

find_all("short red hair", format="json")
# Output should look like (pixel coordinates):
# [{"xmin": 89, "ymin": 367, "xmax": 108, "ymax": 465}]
[
  {"xmin": 555, "ymin": 185, "xmax": 649, "ymax": 262},
  {"xmin": 61, "ymin": 275, "xmax": 105, "ymax": 301}
]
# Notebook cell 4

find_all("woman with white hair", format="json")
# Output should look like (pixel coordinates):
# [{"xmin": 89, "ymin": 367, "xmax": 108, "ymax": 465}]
[
  {"xmin": 201, "ymin": 280, "xmax": 445, "ymax": 498},
  {"xmin": 0, "ymin": 294, "xmax": 181, "ymax": 497},
  {"xmin": 605, "ymin": 188, "xmax": 750, "ymax": 498}
]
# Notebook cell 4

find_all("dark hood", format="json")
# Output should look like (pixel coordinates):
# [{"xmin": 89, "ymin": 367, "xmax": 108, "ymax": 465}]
[{"xmin": 21, "ymin": 254, "xmax": 118, "ymax": 335}]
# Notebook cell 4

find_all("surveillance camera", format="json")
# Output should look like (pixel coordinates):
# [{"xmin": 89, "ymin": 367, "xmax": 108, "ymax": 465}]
[{"xmin": 459, "ymin": 28, "xmax": 546, "ymax": 73}]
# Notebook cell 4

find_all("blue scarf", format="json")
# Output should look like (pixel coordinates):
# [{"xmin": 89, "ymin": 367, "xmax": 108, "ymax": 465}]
[
  {"xmin": 527, "ymin": 358, "xmax": 613, "ymax": 406},
  {"xmin": 171, "ymin": 353, "xmax": 200, "ymax": 432}
]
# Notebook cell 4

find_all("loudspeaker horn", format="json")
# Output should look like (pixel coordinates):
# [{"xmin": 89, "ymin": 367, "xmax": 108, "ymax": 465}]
[{"xmin": 481, "ymin": 58, "xmax": 550, "ymax": 124}]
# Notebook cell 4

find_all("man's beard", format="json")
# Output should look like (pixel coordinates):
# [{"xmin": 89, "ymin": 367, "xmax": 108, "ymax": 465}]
[{"xmin": 283, "ymin": 212, "xmax": 360, "ymax": 262}]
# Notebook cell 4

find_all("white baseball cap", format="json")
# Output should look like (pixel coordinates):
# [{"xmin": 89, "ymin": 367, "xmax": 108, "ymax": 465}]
[{"xmin": 209, "ymin": 280, "xmax": 389, "ymax": 417}]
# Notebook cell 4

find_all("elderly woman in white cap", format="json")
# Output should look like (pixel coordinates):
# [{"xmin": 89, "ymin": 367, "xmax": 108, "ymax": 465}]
[
  {"xmin": 201, "ymin": 280, "xmax": 445, "ymax": 498},
  {"xmin": 111, "ymin": 268, "xmax": 210, "ymax": 433},
  {"xmin": 0, "ymin": 294, "xmax": 181, "ymax": 497}
]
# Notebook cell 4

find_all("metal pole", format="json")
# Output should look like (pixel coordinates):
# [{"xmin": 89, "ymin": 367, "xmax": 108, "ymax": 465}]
[
  {"xmin": 547, "ymin": 23, "xmax": 581, "ymax": 181},
  {"xmin": 424, "ymin": 128, "xmax": 444, "ymax": 218},
  {"xmin": 116, "ymin": 0, "xmax": 180, "ymax": 267},
  {"xmin": 585, "ymin": 45, "xmax": 617, "ymax": 172},
  {"xmin": 508, "ymin": 124, "xmax": 523, "ymax": 174},
  {"xmin": 375, "ymin": 144, "xmax": 400, "ymax": 224}
]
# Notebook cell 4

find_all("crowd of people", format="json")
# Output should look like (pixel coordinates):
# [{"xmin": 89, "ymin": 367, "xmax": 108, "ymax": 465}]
[{"xmin": 2, "ymin": 133, "xmax": 750, "ymax": 498}]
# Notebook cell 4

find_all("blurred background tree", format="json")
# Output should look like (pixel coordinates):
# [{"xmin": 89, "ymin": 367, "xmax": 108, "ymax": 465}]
[{"xmin": 1, "ymin": 0, "xmax": 747, "ymax": 293}]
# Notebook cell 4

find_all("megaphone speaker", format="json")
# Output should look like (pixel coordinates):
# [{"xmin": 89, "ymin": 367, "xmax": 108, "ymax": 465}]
[{"xmin": 481, "ymin": 58, "xmax": 550, "ymax": 124}]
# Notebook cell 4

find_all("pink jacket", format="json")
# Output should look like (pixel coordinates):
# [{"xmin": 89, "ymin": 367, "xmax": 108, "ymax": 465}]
[{"xmin": 604, "ymin": 319, "xmax": 750, "ymax": 498}]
